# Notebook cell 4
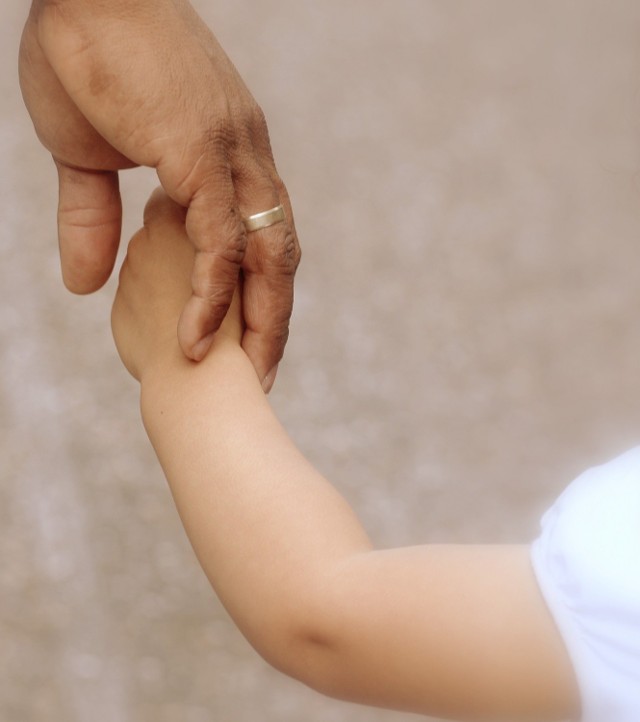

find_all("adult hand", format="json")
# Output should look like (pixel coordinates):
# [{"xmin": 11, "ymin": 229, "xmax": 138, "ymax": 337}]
[{"xmin": 19, "ymin": 0, "xmax": 300, "ymax": 391}]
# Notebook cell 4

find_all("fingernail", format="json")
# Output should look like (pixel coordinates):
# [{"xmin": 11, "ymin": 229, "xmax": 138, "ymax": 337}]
[
  {"xmin": 191, "ymin": 333, "xmax": 214, "ymax": 362},
  {"xmin": 262, "ymin": 364, "xmax": 279, "ymax": 394}
]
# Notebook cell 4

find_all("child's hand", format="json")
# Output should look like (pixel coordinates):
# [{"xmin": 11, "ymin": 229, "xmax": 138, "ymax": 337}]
[{"xmin": 112, "ymin": 189, "xmax": 242, "ymax": 381}]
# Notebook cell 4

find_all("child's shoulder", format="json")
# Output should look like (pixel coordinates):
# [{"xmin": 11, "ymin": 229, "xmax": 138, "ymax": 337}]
[{"xmin": 531, "ymin": 447, "xmax": 640, "ymax": 722}]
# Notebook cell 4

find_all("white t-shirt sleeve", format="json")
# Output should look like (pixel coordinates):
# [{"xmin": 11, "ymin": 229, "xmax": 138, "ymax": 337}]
[{"xmin": 531, "ymin": 447, "xmax": 640, "ymax": 722}]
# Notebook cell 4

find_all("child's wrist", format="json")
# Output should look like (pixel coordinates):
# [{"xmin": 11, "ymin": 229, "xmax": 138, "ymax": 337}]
[{"xmin": 139, "ymin": 338, "xmax": 259, "ymax": 449}]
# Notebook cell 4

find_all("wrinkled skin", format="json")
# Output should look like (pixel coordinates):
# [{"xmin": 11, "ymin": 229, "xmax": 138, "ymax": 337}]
[{"xmin": 19, "ymin": 0, "xmax": 300, "ymax": 390}]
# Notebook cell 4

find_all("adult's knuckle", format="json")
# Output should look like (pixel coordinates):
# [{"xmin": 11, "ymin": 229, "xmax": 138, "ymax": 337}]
[
  {"xmin": 218, "ymin": 214, "xmax": 248, "ymax": 264},
  {"xmin": 201, "ymin": 283, "xmax": 233, "ymax": 309},
  {"xmin": 233, "ymin": 161, "xmax": 273, "ymax": 196},
  {"xmin": 249, "ymin": 103, "xmax": 269, "ymax": 136},
  {"xmin": 192, "ymin": 262, "xmax": 236, "ymax": 309},
  {"xmin": 194, "ymin": 232, "xmax": 246, "ymax": 299},
  {"xmin": 277, "ymin": 230, "xmax": 301, "ymax": 271},
  {"xmin": 252, "ymin": 228, "xmax": 300, "ymax": 275},
  {"xmin": 289, "ymin": 232, "xmax": 302, "ymax": 269},
  {"xmin": 203, "ymin": 115, "xmax": 236, "ymax": 153},
  {"xmin": 221, "ymin": 222, "xmax": 248, "ymax": 264},
  {"xmin": 272, "ymin": 175, "xmax": 289, "ymax": 198}
]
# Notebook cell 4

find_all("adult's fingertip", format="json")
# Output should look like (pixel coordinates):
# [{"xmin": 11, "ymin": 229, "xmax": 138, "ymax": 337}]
[
  {"xmin": 190, "ymin": 332, "xmax": 215, "ymax": 362},
  {"xmin": 59, "ymin": 233, "xmax": 121, "ymax": 294},
  {"xmin": 261, "ymin": 364, "xmax": 279, "ymax": 394},
  {"xmin": 178, "ymin": 323, "xmax": 214, "ymax": 362},
  {"xmin": 61, "ymin": 265, "xmax": 109, "ymax": 295}
]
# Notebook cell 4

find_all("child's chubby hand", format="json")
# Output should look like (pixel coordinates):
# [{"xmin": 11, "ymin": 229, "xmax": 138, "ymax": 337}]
[{"xmin": 112, "ymin": 189, "xmax": 242, "ymax": 381}]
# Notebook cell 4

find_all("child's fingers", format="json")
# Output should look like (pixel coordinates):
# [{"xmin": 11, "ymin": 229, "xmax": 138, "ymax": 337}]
[
  {"xmin": 143, "ymin": 187, "xmax": 188, "ymax": 231},
  {"xmin": 140, "ymin": 188, "xmax": 195, "ymax": 278}
]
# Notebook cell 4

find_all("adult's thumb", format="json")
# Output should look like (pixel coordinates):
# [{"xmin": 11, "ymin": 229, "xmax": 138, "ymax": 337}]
[{"xmin": 55, "ymin": 161, "xmax": 122, "ymax": 294}]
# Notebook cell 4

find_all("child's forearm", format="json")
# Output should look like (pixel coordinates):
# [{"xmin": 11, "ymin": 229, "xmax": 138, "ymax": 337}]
[
  {"xmin": 140, "ymin": 340, "xmax": 578, "ymax": 720},
  {"xmin": 140, "ymin": 339, "xmax": 373, "ymax": 681}
]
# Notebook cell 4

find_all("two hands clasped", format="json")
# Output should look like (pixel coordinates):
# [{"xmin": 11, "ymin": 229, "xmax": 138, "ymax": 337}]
[
  {"xmin": 112, "ymin": 190, "xmax": 244, "ymax": 384},
  {"xmin": 111, "ymin": 191, "xmax": 580, "ymax": 721},
  {"xmin": 20, "ymin": 0, "xmax": 300, "ymax": 392}
]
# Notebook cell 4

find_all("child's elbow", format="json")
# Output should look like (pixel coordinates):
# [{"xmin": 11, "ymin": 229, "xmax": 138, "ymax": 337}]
[
  {"xmin": 250, "ymin": 598, "xmax": 355, "ymax": 703},
  {"xmin": 261, "ymin": 624, "xmax": 343, "ymax": 698},
  {"xmin": 237, "ymin": 554, "xmax": 373, "ymax": 701}
]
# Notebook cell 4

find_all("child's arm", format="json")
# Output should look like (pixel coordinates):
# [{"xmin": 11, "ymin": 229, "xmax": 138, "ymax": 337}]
[{"xmin": 112, "ymin": 191, "xmax": 580, "ymax": 721}]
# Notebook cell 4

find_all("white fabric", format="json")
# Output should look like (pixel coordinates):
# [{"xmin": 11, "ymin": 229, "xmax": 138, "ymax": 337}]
[{"xmin": 531, "ymin": 447, "xmax": 640, "ymax": 722}]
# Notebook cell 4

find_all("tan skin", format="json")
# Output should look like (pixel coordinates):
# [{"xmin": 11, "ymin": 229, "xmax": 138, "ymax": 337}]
[
  {"xmin": 112, "ymin": 190, "xmax": 581, "ymax": 721},
  {"xmin": 19, "ymin": 0, "xmax": 300, "ymax": 390}
]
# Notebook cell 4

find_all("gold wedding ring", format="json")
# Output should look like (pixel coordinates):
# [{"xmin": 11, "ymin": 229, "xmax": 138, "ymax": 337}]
[{"xmin": 244, "ymin": 204, "xmax": 286, "ymax": 233}]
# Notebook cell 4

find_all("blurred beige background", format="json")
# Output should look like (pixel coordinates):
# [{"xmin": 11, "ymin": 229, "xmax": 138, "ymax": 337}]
[{"xmin": 2, "ymin": 2, "xmax": 640, "ymax": 721}]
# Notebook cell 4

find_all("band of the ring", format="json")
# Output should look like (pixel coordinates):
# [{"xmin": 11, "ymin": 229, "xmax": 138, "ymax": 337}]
[{"xmin": 243, "ymin": 204, "xmax": 286, "ymax": 233}]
